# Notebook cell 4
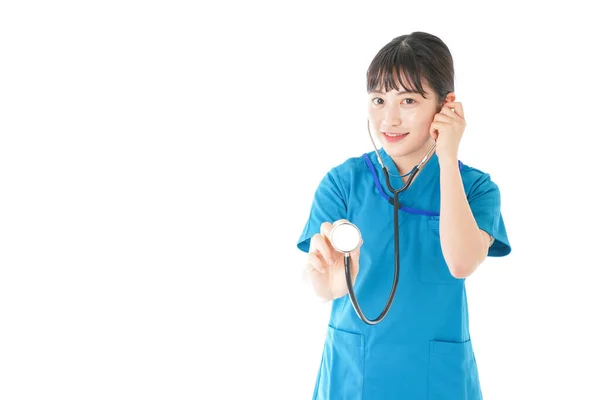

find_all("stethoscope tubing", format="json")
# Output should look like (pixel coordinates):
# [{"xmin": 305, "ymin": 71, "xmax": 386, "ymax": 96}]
[{"xmin": 343, "ymin": 122, "xmax": 436, "ymax": 325}]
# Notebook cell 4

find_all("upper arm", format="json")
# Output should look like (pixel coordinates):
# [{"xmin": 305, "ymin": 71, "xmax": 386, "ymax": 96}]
[{"xmin": 468, "ymin": 173, "xmax": 511, "ymax": 257}]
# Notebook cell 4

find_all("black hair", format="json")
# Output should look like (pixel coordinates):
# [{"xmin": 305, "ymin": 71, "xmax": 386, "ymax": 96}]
[{"xmin": 366, "ymin": 32, "xmax": 454, "ymax": 110}]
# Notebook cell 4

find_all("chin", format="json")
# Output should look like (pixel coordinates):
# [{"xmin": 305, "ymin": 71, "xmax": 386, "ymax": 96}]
[
  {"xmin": 380, "ymin": 137, "xmax": 418, "ymax": 156},
  {"xmin": 382, "ymin": 134, "xmax": 432, "ymax": 157},
  {"xmin": 382, "ymin": 145, "xmax": 411, "ymax": 158}
]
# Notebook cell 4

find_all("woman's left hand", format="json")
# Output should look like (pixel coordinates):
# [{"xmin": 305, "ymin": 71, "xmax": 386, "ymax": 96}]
[{"xmin": 429, "ymin": 101, "xmax": 466, "ymax": 161}]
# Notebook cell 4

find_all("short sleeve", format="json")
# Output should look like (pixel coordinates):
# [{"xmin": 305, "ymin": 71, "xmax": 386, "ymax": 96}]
[
  {"xmin": 296, "ymin": 168, "xmax": 347, "ymax": 253},
  {"xmin": 467, "ymin": 173, "xmax": 511, "ymax": 257}
]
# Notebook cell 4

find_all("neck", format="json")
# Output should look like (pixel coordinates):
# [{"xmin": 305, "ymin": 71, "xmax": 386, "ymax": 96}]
[{"xmin": 390, "ymin": 138, "xmax": 436, "ymax": 179}]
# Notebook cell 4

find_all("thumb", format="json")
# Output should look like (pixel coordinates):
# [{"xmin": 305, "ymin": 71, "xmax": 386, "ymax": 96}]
[
  {"xmin": 430, "ymin": 123, "xmax": 438, "ymax": 141},
  {"xmin": 350, "ymin": 238, "xmax": 363, "ymax": 258}
]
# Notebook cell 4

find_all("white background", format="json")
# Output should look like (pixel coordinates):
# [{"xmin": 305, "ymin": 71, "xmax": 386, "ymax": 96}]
[{"xmin": 1, "ymin": 1, "xmax": 599, "ymax": 399}]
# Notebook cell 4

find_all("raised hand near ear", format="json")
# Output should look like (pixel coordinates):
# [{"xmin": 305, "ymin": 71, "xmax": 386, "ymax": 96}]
[{"xmin": 429, "ymin": 102, "xmax": 466, "ymax": 162}]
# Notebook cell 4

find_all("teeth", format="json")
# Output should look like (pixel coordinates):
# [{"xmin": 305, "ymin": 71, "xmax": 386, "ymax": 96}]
[{"xmin": 385, "ymin": 133, "xmax": 407, "ymax": 137}]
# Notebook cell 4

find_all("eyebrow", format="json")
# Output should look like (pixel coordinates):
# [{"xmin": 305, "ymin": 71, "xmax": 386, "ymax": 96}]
[{"xmin": 369, "ymin": 89, "xmax": 421, "ymax": 95}]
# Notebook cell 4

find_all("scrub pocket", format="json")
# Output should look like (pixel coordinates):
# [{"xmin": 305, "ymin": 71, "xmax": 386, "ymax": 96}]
[
  {"xmin": 420, "ymin": 217, "xmax": 462, "ymax": 284},
  {"xmin": 428, "ymin": 339, "xmax": 482, "ymax": 400},
  {"xmin": 315, "ymin": 325, "xmax": 364, "ymax": 400}
]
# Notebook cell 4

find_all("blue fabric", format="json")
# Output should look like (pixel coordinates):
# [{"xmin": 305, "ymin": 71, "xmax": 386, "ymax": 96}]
[
  {"xmin": 297, "ymin": 148, "xmax": 511, "ymax": 399},
  {"xmin": 361, "ymin": 153, "xmax": 465, "ymax": 217},
  {"xmin": 362, "ymin": 153, "xmax": 391, "ymax": 204}
]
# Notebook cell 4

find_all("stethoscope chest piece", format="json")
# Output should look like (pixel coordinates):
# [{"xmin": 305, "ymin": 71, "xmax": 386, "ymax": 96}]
[{"xmin": 330, "ymin": 221, "xmax": 362, "ymax": 254}]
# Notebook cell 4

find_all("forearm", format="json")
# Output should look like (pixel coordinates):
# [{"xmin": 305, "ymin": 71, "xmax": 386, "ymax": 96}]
[{"xmin": 438, "ymin": 156, "xmax": 486, "ymax": 278}]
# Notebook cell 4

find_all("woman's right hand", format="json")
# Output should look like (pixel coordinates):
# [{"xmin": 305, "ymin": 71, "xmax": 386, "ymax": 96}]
[{"xmin": 306, "ymin": 220, "xmax": 363, "ymax": 301}]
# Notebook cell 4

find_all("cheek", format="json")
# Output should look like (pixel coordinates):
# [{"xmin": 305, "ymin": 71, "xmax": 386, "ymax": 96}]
[
  {"xmin": 367, "ymin": 107, "xmax": 378, "ymax": 120},
  {"xmin": 367, "ymin": 109, "xmax": 382, "ymax": 129},
  {"xmin": 402, "ymin": 111, "xmax": 417, "ymax": 125},
  {"xmin": 410, "ymin": 113, "xmax": 434, "ymax": 131}
]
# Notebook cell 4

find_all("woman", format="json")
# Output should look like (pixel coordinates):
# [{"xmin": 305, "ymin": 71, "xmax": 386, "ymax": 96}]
[{"xmin": 297, "ymin": 32, "xmax": 511, "ymax": 399}]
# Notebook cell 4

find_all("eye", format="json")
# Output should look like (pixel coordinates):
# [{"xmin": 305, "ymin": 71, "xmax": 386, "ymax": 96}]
[
  {"xmin": 371, "ymin": 97, "xmax": 384, "ymax": 105},
  {"xmin": 402, "ymin": 98, "xmax": 416, "ymax": 105}
]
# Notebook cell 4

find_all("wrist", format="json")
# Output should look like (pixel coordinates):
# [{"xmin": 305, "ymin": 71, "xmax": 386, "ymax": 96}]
[{"xmin": 438, "ymin": 154, "xmax": 459, "ymax": 168}]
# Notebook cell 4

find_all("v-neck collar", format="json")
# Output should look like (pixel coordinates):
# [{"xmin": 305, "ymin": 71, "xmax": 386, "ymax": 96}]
[{"xmin": 378, "ymin": 147, "xmax": 439, "ymax": 201}]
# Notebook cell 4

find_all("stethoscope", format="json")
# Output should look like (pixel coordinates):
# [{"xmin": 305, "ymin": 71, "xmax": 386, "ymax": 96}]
[{"xmin": 329, "ymin": 121, "xmax": 437, "ymax": 325}]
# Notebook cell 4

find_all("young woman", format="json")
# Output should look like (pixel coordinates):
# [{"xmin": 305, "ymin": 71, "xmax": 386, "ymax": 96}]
[{"xmin": 297, "ymin": 32, "xmax": 511, "ymax": 399}]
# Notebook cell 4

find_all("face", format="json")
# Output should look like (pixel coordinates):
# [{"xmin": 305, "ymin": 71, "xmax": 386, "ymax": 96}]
[{"xmin": 368, "ymin": 78, "xmax": 447, "ymax": 160}]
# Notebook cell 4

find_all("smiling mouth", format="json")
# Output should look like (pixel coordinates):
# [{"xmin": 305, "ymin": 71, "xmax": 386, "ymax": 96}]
[{"xmin": 383, "ymin": 132, "xmax": 409, "ymax": 137}]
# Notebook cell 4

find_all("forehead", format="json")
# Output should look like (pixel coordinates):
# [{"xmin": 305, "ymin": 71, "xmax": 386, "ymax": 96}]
[{"xmin": 369, "ymin": 68, "xmax": 433, "ymax": 96}]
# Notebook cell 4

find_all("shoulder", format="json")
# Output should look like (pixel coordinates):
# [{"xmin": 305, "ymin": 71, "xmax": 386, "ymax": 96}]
[
  {"xmin": 332, "ymin": 151, "xmax": 373, "ymax": 171},
  {"xmin": 459, "ymin": 162, "xmax": 501, "ymax": 200},
  {"xmin": 330, "ymin": 150, "xmax": 379, "ymax": 177},
  {"xmin": 320, "ymin": 151, "xmax": 375, "ymax": 197}
]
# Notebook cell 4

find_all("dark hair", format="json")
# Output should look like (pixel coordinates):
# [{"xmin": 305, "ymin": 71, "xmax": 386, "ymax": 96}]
[{"xmin": 366, "ymin": 32, "xmax": 454, "ymax": 110}]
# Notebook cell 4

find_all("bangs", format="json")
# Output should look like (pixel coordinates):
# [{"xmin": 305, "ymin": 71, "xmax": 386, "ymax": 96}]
[{"xmin": 366, "ymin": 44, "xmax": 430, "ymax": 99}]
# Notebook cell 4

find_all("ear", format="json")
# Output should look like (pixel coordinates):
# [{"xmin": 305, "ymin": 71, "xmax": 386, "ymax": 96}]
[{"xmin": 444, "ymin": 92, "xmax": 456, "ymax": 104}]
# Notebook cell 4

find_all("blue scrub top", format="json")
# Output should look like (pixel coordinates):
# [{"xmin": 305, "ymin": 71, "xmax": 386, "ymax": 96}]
[{"xmin": 297, "ymin": 148, "xmax": 511, "ymax": 400}]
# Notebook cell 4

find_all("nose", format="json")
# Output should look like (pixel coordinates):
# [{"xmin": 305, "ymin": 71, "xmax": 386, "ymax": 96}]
[{"xmin": 382, "ymin": 105, "xmax": 401, "ymax": 128}]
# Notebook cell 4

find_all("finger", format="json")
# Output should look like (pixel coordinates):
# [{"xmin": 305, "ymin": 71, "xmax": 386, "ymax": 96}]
[
  {"xmin": 430, "ymin": 121, "xmax": 451, "ymax": 132},
  {"xmin": 434, "ymin": 113, "xmax": 454, "ymax": 124},
  {"xmin": 350, "ymin": 240, "xmax": 362, "ymax": 256},
  {"xmin": 320, "ymin": 222, "xmax": 334, "ymax": 243},
  {"xmin": 430, "ymin": 121, "xmax": 447, "ymax": 136},
  {"xmin": 307, "ymin": 251, "xmax": 327, "ymax": 274},
  {"xmin": 330, "ymin": 219, "xmax": 350, "ymax": 230},
  {"xmin": 323, "ymin": 219, "xmax": 350, "ymax": 247},
  {"xmin": 430, "ymin": 121, "xmax": 453, "ymax": 141},
  {"xmin": 443, "ymin": 102, "xmax": 464, "ymax": 119},
  {"xmin": 429, "ymin": 122, "xmax": 439, "ymax": 140},
  {"xmin": 310, "ymin": 233, "xmax": 335, "ymax": 265},
  {"xmin": 439, "ymin": 107, "xmax": 458, "ymax": 119}
]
